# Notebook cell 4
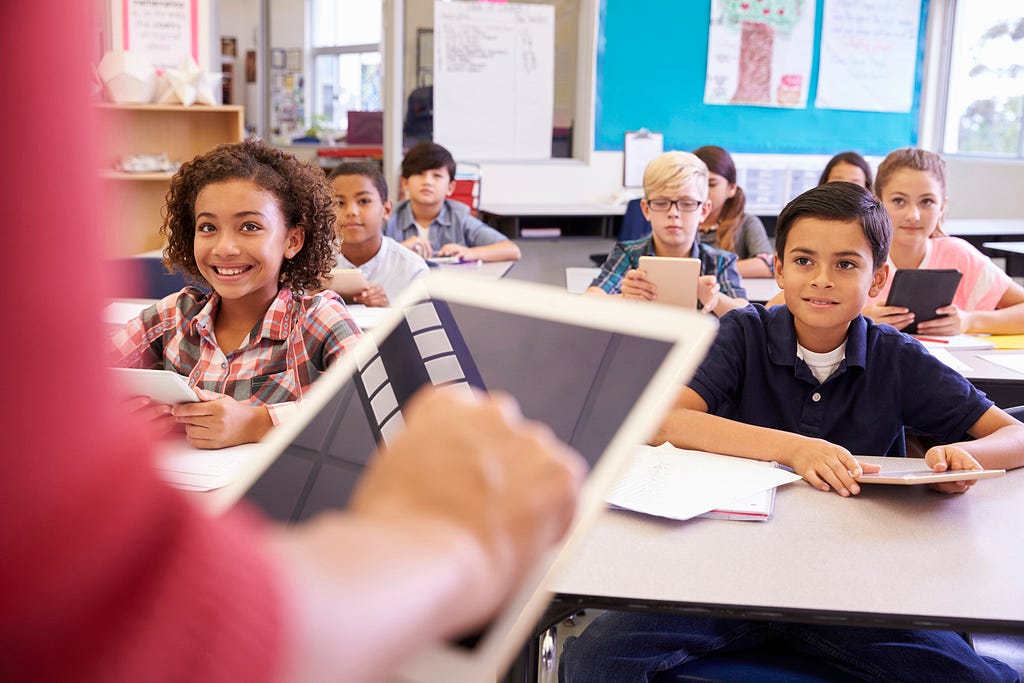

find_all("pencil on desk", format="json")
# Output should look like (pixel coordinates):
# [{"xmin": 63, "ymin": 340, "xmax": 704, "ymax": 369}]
[{"xmin": 914, "ymin": 336, "xmax": 949, "ymax": 344}]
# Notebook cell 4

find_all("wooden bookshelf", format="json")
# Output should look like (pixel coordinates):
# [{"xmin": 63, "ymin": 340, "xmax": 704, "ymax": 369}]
[{"xmin": 95, "ymin": 104, "xmax": 245, "ymax": 255}]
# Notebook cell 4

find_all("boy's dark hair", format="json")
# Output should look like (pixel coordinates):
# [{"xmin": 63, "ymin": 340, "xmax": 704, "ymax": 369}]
[
  {"xmin": 161, "ymin": 138, "xmax": 338, "ymax": 295},
  {"xmin": 328, "ymin": 161, "xmax": 389, "ymax": 201},
  {"xmin": 818, "ymin": 151, "xmax": 874, "ymax": 192},
  {"xmin": 400, "ymin": 141, "xmax": 456, "ymax": 180},
  {"xmin": 775, "ymin": 182, "xmax": 891, "ymax": 270}
]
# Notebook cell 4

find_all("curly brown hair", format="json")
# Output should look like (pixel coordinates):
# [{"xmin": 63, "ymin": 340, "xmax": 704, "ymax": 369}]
[{"xmin": 161, "ymin": 138, "xmax": 338, "ymax": 294}]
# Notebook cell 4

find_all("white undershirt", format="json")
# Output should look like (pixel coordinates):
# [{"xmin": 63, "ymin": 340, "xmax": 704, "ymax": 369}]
[{"xmin": 796, "ymin": 340, "xmax": 847, "ymax": 384}]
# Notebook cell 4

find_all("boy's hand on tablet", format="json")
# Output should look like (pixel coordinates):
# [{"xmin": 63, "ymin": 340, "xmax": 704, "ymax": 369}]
[
  {"xmin": 172, "ymin": 388, "xmax": 274, "ymax": 449},
  {"xmin": 787, "ymin": 437, "xmax": 879, "ymax": 496},
  {"xmin": 353, "ymin": 284, "xmax": 389, "ymax": 308},
  {"xmin": 863, "ymin": 303, "xmax": 914, "ymax": 330},
  {"xmin": 402, "ymin": 236, "xmax": 433, "ymax": 259},
  {"xmin": 925, "ymin": 444, "xmax": 981, "ymax": 494},
  {"xmin": 697, "ymin": 275, "xmax": 720, "ymax": 313},
  {"xmin": 621, "ymin": 269, "xmax": 657, "ymax": 301},
  {"xmin": 436, "ymin": 242, "xmax": 468, "ymax": 258}
]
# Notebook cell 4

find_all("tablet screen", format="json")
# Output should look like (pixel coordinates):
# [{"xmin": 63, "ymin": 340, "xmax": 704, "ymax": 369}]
[{"xmin": 245, "ymin": 297, "xmax": 674, "ymax": 522}]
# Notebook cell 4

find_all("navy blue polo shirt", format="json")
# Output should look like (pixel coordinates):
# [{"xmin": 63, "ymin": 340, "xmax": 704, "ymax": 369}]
[{"xmin": 689, "ymin": 305, "xmax": 993, "ymax": 458}]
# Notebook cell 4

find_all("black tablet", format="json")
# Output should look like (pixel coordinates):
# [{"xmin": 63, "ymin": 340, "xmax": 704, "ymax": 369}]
[{"xmin": 885, "ymin": 269, "xmax": 962, "ymax": 334}]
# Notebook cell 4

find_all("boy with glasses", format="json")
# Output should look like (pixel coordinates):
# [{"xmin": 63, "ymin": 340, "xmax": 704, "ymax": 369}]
[{"xmin": 587, "ymin": 151, "xmax": 748, "ymax": 316}]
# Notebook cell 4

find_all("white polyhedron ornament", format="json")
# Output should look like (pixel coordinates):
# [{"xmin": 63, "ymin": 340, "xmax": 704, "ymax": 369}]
[
  {"xmin": 97, "ymin": 50, "xmax": 156, "ymax": 104},
  {"xmin": 159, "ymin": 57, "xmax": 221, "ymax": 106}
]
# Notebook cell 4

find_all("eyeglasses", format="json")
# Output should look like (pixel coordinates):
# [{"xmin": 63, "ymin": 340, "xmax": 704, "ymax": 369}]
[{"xmin": 646, "ymin": 198, "xmax": 704, "ymax": 212}]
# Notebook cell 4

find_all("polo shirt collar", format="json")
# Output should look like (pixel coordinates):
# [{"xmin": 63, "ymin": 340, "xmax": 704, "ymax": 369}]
[
  {"xmin": 764, "ymin": 306, "xmax": 868, "ymax": 370},
  {"xmin": 188, "ymin": 288, "xmax": 295, "ymax": 343}
]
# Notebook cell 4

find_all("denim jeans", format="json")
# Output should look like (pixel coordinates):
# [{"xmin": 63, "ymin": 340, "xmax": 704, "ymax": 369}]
[{"xmin": 558, "ymin": 612, "xmax": 1020, "ymax": 683}]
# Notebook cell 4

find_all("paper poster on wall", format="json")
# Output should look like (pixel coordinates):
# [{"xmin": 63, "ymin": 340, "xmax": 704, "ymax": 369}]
[
  {"xmin": 815, "ymin": 0, "xmax": 921, "ymax": 113},
  {"xmin": 433, "ymin": 1, "xmax": 554, "ymax": 160},
  {"xmin": 623, "ymin": 129, "xmax": 664, "ymax": 188},
  {"xmin": 109, "ymin": 0, "xmax": 211, "ymax": 71},
  {"xmin": 704, "ymin": 0, "xmax": 816, "ymax": 109}
]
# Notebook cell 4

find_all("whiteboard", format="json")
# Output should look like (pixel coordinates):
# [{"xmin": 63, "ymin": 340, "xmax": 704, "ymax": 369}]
[{"xmin": 433, "ymin": 1, "xmax": 555, "ymax": 160}]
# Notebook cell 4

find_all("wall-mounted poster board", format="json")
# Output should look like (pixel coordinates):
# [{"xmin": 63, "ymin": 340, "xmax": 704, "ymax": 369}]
[
  {"xmin": 108, "ymin": 0, "xmax": 212, "ymax": 71},
  {"xmin": 595, "ymin": 0, "xmax": 928, "ymax": 155},
  {"xmin": 433, "ymin": 1, "xmax": 555, "ymax": 160}
]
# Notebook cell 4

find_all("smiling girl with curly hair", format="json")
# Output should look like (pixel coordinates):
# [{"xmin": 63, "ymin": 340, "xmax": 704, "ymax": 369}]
[{"xmin": 112, "ymin": 138, "xmax": 362, "ymax": 449}]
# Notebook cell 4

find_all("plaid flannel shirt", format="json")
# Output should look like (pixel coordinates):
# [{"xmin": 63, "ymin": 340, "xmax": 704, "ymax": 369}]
[{"xmin": 111, "ymin": 287, "xmax": 362, "ymax": 425}]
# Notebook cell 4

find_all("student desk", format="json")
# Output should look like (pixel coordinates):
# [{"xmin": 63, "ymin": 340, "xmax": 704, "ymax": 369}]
[
  {"xmin": 944, "ymin": 218, "xmax": 1024, "ymax": 253},
  {"xmin": 430, "ymin": 259, "xmax": 516, "ymax": 280},
  {"xmin": 741, "ymin": 278, "xmax": 781, "ymax": 304},
  {"xmin": 951, "ymin": 348, "xmax": 1024, "ymax": 409},
  {"xmin": 479, "ymin": 202, "xmax": 626, "ymax": 239},
  {"xmin": 506, "ymin": 467, "xmax": 1024, "ymax": 682},
  {"xmin": 982, "ymin": 241, "xmax": 1024, "ymax": 277}
]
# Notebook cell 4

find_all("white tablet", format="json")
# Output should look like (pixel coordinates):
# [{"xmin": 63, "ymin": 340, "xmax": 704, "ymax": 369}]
[
  {"xmin": 854, "ymin": 455, "xmax": 1005, "ymax": 485},
  {"xmin": 327, "ymin": 267, "xmax": 370, "ymax": 297},
  {"xmin": 856, "ymin": 468, "xmax": 1005, "ymax": 485},
  {"xmin": 637, "ymin": 256, "xmax": 701, "ymax": 308},
  {"xmin": 223, "ymin": 272, "xmax": 718, "ymax": 682},
  {"xmin": 111, "ymin": 367, "xmax": 199, "ymax": 405}
]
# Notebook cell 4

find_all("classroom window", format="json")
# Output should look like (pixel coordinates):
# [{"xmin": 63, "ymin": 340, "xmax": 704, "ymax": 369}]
[
  {"xmin": 941, "ymin": 2, "xmax": 1024, "ymax": 159},
  {"xmin": 309, "ymin": 0, "xmax": 383, "ymax": 134}
]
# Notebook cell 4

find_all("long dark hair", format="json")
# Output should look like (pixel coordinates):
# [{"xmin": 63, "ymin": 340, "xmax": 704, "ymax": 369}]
[{"xmin": 693, "ymin": 145, "xmax": 746, "ymax": 253}]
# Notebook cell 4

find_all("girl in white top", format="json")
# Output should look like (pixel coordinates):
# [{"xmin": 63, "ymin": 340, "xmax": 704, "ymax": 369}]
[{"xmin": 864, "ymin": 148, "xmax": 1024, "ymax": 335}]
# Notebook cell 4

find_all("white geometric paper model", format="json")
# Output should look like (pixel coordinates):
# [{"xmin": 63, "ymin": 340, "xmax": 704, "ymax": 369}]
[
  {"xmin": 159, "ymin": 57, "xmax": 221, "ymax": 106},
  {"xmin": 97, "ymin": 51, "xmax": 156, "ymax": 104}
]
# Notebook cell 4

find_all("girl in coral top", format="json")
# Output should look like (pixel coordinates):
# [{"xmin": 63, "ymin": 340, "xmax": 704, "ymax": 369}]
[{"xmin": 864, "ymin": 148, "xmax": 1024, "ymax": 335}]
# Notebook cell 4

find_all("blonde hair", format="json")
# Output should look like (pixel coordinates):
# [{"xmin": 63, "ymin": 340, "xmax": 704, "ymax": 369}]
[
  {"xmin": 875, "ymin": 147, "xmax": 947, "ymax": 237},
  {"xmin": 643, "ymin": 151, "xmax": 709, "ymax": 200}
]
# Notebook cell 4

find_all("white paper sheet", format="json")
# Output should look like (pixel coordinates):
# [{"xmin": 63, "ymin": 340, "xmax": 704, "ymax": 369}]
[
  {"xmin": 915, "ymin": 334, "xmax": 995, "ymax": 351},
  {"xmin": 978, "ymin": 354, "xmax": 1024, "ymax": 376},
  {"xmin": 815, "ymin": 0, "xmax": 922, "ymax": 113},
  {"xmin": 927, "ymin": 348, "xmax": 972, "ymax": 373},
  {"xmin": 153, "ymin": 439, "xmax": 266, "ymax": 491},
  {"xmin": 606, "ymin": 444, "xmax": 802, "ymax": 521}
]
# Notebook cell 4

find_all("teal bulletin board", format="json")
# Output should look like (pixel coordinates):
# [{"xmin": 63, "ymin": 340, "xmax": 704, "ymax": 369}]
[{"xmin": 595, "ymin": 0, "xmax": 929, "ymax": 155}]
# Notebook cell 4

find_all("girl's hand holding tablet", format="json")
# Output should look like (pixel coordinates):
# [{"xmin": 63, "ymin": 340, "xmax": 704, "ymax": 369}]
[{"xmin": 171, "ymin": 388, "xmax": 274, "ymax": 449}]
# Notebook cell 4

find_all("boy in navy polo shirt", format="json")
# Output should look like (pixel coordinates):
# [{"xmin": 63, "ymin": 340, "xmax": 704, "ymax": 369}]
[{"xmin": 559, "ymin": 182, "xmax": 1024, "ymax": 683}]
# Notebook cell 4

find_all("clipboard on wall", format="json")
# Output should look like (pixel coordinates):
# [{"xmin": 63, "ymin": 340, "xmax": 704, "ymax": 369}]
[{"xmin": 623, "ymin": 128, "xmax": 664, "ymax": 188}]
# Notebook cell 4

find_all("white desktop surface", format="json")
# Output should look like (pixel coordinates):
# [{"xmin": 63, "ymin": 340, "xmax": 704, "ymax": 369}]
[
  {"xmin": 944, "ymin": 218, "xmax": 1024, "ymax": 237},
  {"xmin": 983, "ymin": 241, "xmax": 1024, "ymax": 256},
  {"xmin": 742, "ymin": 277, "xmax": 781, "ymax": 304},
  {"xmin": 548, "ymin": 467, "xmax": 1024, "ymax": 631},
  {"xmin": 952, "ymin": 349, "xmax": 1024, "ymax": 382},
  {"xmin": 431, "ymin": 259, "xmax": 516, "ymax": 279},
  {"xmin": 479, "ymin": 202, "xmax": 627, "ymax": 217}
]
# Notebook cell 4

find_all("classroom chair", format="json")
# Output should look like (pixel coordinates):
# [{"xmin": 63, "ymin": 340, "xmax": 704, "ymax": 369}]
[
  {"xmin": 618, "ymin": 197, "xmax": 651, "ymax": 241},
  {"xmin": 108, "ymin": 253, "xmax": 196, "ymax": 299}
]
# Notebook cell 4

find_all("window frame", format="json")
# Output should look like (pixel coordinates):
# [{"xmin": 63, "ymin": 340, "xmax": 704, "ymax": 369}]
[
  {"xmin": 932, "ymin": 0, "xmax": 1024, "ymax": 161},
  {"xmin": 306, "ymin": 0, "xmax": 383, "ymax": 135}
]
